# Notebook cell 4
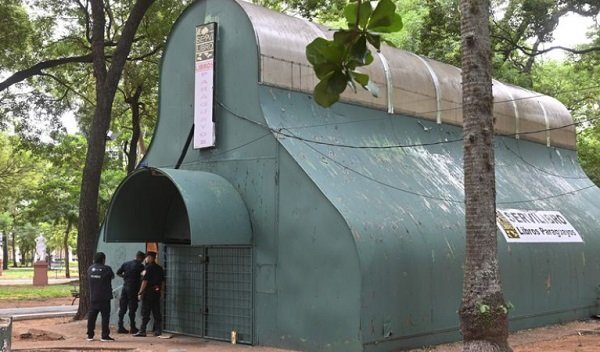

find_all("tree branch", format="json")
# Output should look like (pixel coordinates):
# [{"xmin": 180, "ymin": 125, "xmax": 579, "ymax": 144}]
[
  {"xmin": 73, "ymin": 0, "xmax": 92, "ymax": 43},
  {"xmin": 127, "ymin": 44, "xmax": 162, "ymax": 61},
  {"xmin": 39, "ymin": 73, "xmax": 96, "ymax": 106},
  {"xmin": 0, "ymin": 55, "xmax": 93, "ymax": 93}
]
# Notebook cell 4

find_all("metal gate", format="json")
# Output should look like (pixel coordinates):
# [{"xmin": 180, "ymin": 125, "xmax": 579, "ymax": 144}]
[{"xmin": 164, "ymin": 246, "xmax": 253, "ymax": 343}]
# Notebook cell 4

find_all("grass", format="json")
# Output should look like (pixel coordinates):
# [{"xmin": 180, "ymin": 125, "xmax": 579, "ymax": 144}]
[
  {"xmin": 0, "ymin": 284, "xmax": 73, "ymax": 300},
  {"xmin": 0, "ymin": 266, "xmax": 79, "ymax": 279}
]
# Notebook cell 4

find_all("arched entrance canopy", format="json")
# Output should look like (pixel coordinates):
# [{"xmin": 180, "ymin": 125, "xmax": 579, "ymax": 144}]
[{"xmin": 105, "ymin": 167, "xmax": 251, "ymax": 245}]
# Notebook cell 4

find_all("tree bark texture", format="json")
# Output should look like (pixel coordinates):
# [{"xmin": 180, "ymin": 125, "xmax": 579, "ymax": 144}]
[
  {"xmin": 11, "ymin": 232, "xmax": 16, "ymax": 267},
  {"xmin": 64, "ymin": 218, "xmax": 72, "ymax": 279},
  {"xmin": 75, "ymin": 0, "xmax": 155, "ymax": 320},
  {"xmin": 2, "ymin": 232, "xmax": 8, "ymax": 270},
  {"xmin": 125, "ymin": 85, "xmax": 143, "ymax": 174},
  {"xmin": 459, "ymin": 0, "xmax": 511, "ymax": 351}
]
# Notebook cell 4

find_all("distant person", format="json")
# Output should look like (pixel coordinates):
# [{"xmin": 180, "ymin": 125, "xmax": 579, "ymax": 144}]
[
  {"xmin": 116, "ymin": 251, "xmax": 145, "ymax": 334},
  {"xmin": 133, "ymin": 251, "xmax": 165, "ymax": 337},
  {"xmin": 87, "ymin": 252, "xmax": 115, "ymax": 342}
]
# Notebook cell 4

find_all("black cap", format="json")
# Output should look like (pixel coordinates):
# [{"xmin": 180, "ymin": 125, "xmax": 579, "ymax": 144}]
[
  {"xmin": 136, "ymin": 251, "xmax": 146, "ymax": 258},
  {"xmin": 146, "ymin": 251, "xmax": 157, "ymax": 258}
]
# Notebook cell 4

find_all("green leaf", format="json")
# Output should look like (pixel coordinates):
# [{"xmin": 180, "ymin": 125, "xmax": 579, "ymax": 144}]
[
  {"xmin": 344, "ymin": 1, "xmax": 372, "ymax": 29},
  {"xmin": 351, "ymin": 71, "xmax": 369, "ymax": 87},
  {"xmin": 314, "ymin": 71, "xmax": 348, "ymax": 107},
  {"xmin": 366, "ymin": 33, "xmax": 381, "ymax": 50},
  {"xmin": 313, "ymin": 63, "xmax": 338, "ymax": 80},
  {"xmin": 365, "ymin": 51, "xmax": 374, "ymax": 65},
  {"xmin": 350, "ymin": 35, "xmax": 368, "ymax": 65},
  {"xmin": 368, "ymin": 0, "xmax": 403, "ymax": 33},
  {"xmin": 344, "ymin": 3, "xmax": 358, "ymax": 27},
  {"xmin": 306, "ymin": 38, "xmax": 344, "ymax": 66},
  {"xmin": 333, "ymin": 29, "xmax": 357, "ymax": 46}
]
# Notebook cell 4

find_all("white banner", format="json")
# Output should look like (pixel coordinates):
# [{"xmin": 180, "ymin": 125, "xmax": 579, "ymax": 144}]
[
  {"xmin": 496, "ymin": 209, "xmax": 583, "ymax": 243},
  {"xmin": 193, "ymin": 23, "xmax": 216, "ymax": 149}
]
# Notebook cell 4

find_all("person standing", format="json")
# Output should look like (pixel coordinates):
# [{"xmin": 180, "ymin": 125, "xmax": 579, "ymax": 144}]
[
  {"xmin": 116, "ymin": 251, "xmax": 145, "ymax": 334},
  {"xmin": 133, "ymin": 251, "xmax": 165, "ymax": 337},
  {"xmin": 87, "ymin": 252, "xmax": 115, "ymax": 341}
]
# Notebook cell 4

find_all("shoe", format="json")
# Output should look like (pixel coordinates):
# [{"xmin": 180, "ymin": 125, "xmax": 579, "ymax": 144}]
[
  {"xmin": 100, "ymin": 336, "xmax": 115, "ymax": 341},
  {"xmin": 117, "ymin": 327, "xmax": 129, "ymax": 334},
  {"xmin": 130, "ymin": 327, "xmax": 139, "ymax": 334},
  {"xmin": 86, "ymin": 337, "xmax": 94, "ymax": 341},
  {"xmin": 154, "ymin": 331, "xmax": 162, "ymax": 337},
  {"xmin": 133, "ymin": 331, "xmax": 147, "ymax": 337}
]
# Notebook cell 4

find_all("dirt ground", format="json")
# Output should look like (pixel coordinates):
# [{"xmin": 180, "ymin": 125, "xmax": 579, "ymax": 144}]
[
  {"xmin": 0, "ymin": 297, "xmax": 73, "ymax": 309},
  {"xmin": 6, "ymin": 298, "xmax": 600, "ymax": 351}
]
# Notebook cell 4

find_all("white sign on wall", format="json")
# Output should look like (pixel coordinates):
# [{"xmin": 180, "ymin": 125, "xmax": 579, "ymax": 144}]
[
  {"xmin": 496, "ymin": 209, "xmax": 583, "ymax": 243},
  {"xmin": 194, "ymin": 23, "xmax": 216, "ymax": 149}
]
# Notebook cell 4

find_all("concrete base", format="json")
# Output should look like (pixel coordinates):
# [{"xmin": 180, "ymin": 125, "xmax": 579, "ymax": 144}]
[{"xmin": 33, "ymin": 261, "xmax": 48, "ymax": 286}]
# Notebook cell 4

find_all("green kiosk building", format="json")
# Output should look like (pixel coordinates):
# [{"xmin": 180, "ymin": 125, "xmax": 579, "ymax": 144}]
[{"xmin": 99, "ymin": 0, "xmax": 600, "ymax": 350}]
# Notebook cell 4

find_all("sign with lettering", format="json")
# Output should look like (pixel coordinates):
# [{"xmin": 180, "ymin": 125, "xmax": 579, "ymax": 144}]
[
  {"xmin": 194, "ymin": 23, "xmax": 216, "ymax": 149},
  {"xmin": 496, "ymin": 209, "xmax": 583, "ymax": 243}
]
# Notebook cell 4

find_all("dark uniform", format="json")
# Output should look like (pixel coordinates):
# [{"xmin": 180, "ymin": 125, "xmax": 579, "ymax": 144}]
[
  {"xmin": 139, "ymin": 261, "xmax": 165, "ymax": 335},
  {"xmin": 87, "ymin": 256, "xmax": 115, "ymax": 340},
  {"xmin": 116, "ymin": 258, "xmax": 145, "ymax": 332}
]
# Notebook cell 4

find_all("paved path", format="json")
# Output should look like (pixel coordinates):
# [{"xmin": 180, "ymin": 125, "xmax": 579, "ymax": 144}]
[{"xmin": 0, "ymin": 305, "xmax": 76, "ymax": 321}]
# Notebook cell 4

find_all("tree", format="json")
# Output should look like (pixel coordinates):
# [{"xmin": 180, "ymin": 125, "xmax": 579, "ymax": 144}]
[
  {"xmin": 75, "ymin": 0, "xmax": 156, "ymax": 319},
  {"xmin": 30, "ymin": 134, "xmax": 87, "ymax": 278},
  {"xmin": 0, "ymin": 0, "xmax": 188, "ymax": 318},
  {"xmin": 459, "ymin": 0, "xmax": 510, "ymax": 350}
]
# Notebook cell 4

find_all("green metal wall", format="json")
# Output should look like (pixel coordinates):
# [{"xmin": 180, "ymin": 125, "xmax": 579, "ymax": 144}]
[
  {"xmin": 97, "ymin": 0, "xmax": 600, "ymax": 351},
  {"xmin": 259, "ymin": 86, "xmax": 600, "ymax": 351}
]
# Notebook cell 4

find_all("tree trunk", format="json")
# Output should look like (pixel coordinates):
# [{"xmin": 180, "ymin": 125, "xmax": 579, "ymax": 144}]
[
  {"xmin": 64, "ymin": 218, "xmax": 72, "ymax": 279},
  {"xmin": 125, "ymin": 85, "xmax": 143, "ymax": 174},
  {"xmin": 459, "ymin": 0, "xmax": 511, "ymax": 351},
  {"xmin": 2, "ymin": 232, "xmax": 8, "ymax": 270},
  {"xmin": 11, "ymin": 232, "xmax": 17, "ymax": 267},
  {"xmin": 74, "ymin": 0, "xmax": 155, "ymax": 321}
]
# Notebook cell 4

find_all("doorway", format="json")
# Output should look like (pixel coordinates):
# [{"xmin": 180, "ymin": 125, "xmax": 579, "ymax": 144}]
[{"xmin": 163, "ymin": 245, "xmax": 253, "ymax": 343}]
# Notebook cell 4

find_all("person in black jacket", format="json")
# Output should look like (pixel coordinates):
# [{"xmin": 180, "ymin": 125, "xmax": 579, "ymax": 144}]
[
  {"xmin": 116, "ymin": 251, "xmax": 145, "ymax": 334},
  {"xmin": 133, "ymin": 251, "xmax": 165, "ymax": 337},
  {"xmin": 87, "ymin": 252, "xmax": 115, "ymax": 341}
]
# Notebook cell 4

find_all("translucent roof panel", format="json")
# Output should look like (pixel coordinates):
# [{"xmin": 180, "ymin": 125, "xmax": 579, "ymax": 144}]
[{"xmin": 238, "ymin": 1, "xmax": 576, "ymax": 149}]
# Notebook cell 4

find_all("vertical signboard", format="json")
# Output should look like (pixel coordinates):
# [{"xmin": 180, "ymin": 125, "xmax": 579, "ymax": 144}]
[{"xmin": 194, "ymin": 23, "xmax": 216, "ymax": 149}]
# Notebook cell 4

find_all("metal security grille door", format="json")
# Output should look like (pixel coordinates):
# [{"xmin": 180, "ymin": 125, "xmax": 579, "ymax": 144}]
[
  {"xmin": 204, "ymin": 247, "xmax": 253, "ymax": 343},
  {"xmin": 164, "ymin": 246, "xmax": 205, "ymax": 336},
  {"xmin": 164, "ymin": 246, "xmax": 253, "ymax": 343}
]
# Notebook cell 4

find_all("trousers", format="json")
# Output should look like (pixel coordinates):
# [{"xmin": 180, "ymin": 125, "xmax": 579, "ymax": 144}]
[
  {"xmin": 140, "ymin": 291, "xmax": 162, "ymax": 334},
  {"xmin": 118, "ymin": 288, "xmax": 139, "ymax": 328},
  {"xmin": 87, "ymin": 300, "xmax": 110, "ymax": 339}
]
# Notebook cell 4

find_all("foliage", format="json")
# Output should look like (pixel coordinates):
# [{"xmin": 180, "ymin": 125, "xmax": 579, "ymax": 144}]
[
  {"xmin": 305, "ymin": 0, "xmax": 403, "ymax": 107},
  {"xmin": 252, "ymin": 0, "xmax": 346, "ymax": 21},
  {"xmin": 0, "ymin": 1, "xmax": 34, "ymax": 71}
]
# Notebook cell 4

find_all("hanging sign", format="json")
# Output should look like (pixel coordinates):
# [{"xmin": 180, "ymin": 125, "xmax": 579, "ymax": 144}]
[
  {"xmin": 194, "ymin": 22, "xmax": 217, "ymax": 149},
  {"xmin": 496, "ymin": 209, "xmax": 583, "ymax": 243}
]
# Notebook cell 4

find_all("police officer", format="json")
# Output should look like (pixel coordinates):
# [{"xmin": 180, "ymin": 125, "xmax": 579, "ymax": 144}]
[
  {"xmin": 116, "ymin": 251, "xmax": 145, "ymax": 334},
  {"xmin": 87, "ymin": 252, "xmax": 115, "ymax": 341},
  {"xmin": 133, "ymin": 251, "xmax": 165, "ymax": 337}
]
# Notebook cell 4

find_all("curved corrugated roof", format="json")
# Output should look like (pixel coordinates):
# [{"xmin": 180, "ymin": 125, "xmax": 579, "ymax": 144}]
[{"xmin": 238, "ymin": 1, "xmax": 575, "ymax": 150}]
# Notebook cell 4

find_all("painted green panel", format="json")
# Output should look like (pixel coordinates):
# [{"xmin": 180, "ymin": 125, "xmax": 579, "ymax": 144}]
[
  {"xmin": 259, "ymin": 85, "xmax": 600, "ymax": 350},
  {"xmin": 143, "ymin": 0, "xmax": 268, "ymax": 168},
  {"xmin": 275, "ymin": 148, "xmax": 362, "ymax": 352},
  {"xmin": 105, "ymin": 168, "xmax": 251, "ymax": 245}
]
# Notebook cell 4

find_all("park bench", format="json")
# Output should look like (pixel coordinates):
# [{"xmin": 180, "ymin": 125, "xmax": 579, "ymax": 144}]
[{"xmin": 70, "ymin": 285, "xmax": 80, "ymax": 305}]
